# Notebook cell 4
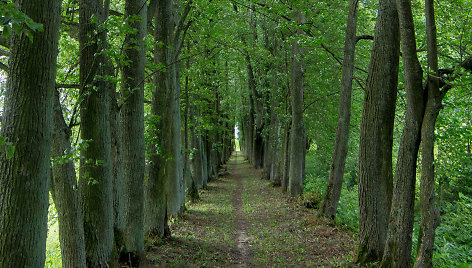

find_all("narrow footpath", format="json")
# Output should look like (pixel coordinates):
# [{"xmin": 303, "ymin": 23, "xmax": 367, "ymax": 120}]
[{"xmin": 146, "ymin": 153, "xmax": 356, "ymax": 267}]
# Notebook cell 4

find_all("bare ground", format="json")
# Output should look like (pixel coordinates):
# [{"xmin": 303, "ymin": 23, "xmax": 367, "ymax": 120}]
[{"xmin": 145, "ymin": 153, "xmax": 356, "ymax": 267}]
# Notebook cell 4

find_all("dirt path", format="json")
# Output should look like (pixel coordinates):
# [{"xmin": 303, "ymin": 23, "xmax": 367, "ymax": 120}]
[
  {"xmin": 146, "ymin": 153, "xmax": 356, "ymax": 267},
  {"xmin": 231, "ymin": 151, "xmax": 252, "ymax": 266}
]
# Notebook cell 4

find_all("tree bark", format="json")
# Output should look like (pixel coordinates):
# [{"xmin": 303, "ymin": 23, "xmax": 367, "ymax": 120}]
[
  {"xmin": 145, "ymin": 0, "xmax": 185, "ymax": 237},
  {"xmin": 109, "ymin": 59, "xmax": 124, "ymax": 256},
  {"xmin": 414, "ymin": 0, "xmax": 441, "ymax": 266},
  {"xmin": 281, "ymin": 120, "xmax": 291, "ymax": 192},
  {"xmin": 79, "ymin": 0, "xmax": 114, "ymax": 265},
  {"xmin": 356, "ymin": 0, "xmax": 400, "ymax": 263},
  {"xmin": 51, "ymin": 90, "xmax": 87, "ymax": 268},
  {"xmin": 320, "ymin": 0, "xmax": 359, "ymax": 219},
  {"xmin": 120, "ymin": 0, "xmax": 147, "ymax": 262},
  {"xmin": 381, "ymin": 0, "xmax": 425, "ymax": 265},
  {"xmin": 184, "ymin": 58, "xmax": 199, "ymax": 202},
  {"xmin": 0, "ymin": 0, "xmax": 61, "ymax": 266},
  {"xmin": 288, "ymin": 10, "xmax": 306, "ymax": 197}
]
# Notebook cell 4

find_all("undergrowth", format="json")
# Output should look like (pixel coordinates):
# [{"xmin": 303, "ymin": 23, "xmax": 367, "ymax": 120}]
[{"xmin": 304, "ymin": 151, "xmax": 472, "ymax": 267}]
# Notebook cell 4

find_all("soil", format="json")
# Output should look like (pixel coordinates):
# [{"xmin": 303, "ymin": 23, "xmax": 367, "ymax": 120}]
[
  {"xmin": 231, "ymin": 152, "xmax": 252, "ymax": 267},
  {"xmin": 145, "ymin": 152, "xmax": 356, "ymax": 267}
]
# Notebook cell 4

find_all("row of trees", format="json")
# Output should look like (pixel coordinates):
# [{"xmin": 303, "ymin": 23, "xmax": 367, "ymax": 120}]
[
  {"xmin": 0, "ymin": 0, "xmax": 234, "ymax": 266},
  {"xmin": 0, "ymin": 0, "xmax": 470, "ymax": 266},
  {"xmin": 236, "ymin": 0, "xmax": 470, "ymax": 267}
]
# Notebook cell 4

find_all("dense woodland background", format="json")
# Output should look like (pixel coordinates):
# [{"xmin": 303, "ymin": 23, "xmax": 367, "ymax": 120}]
[{"xmin": 0, "ymin": 0, "xmax": 471, "ymax": 267}]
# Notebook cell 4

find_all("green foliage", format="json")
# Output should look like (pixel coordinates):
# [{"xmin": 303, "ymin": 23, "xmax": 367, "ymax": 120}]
[
  {"xmin": 0, "ymin": 136, "xmax": 15, "ymax": 159},
  {"xmin": 433, "ymin": 194, "xmax": 472, "ymax": 266},
  {"xmin": 0, "ymin": 1, "xmax": 43, "ymax": 41},
  {"xmin": 46, "ymin": 197, "xmax": 62, "ymax": 268},
  {"xmin": 304, "ymin": 151, "xmax": 359, "ymax": 230},
  {"xmin": 335, "ymin": 185, "xmax": 359, "ymax": 231}
]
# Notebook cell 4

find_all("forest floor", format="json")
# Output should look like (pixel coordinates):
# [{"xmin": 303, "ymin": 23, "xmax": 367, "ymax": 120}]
[{"xmin": 145, "ymin": 153, "xmax": 357, "ymax": 267}]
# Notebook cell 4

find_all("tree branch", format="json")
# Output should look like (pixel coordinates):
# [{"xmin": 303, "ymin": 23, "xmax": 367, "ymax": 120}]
[
  {"xmin": 175, "ymin": 20, "xmax": 193, "ymax": 59},
  {"xmin": 56, "ymin": 84, "xmax": 80, "ymax": 89},
  {"xmin": 0, "ymin": 62, "xmax": 8, "ymax": 72},
  {"xmin": 356, "ymin": 35, "xmax": 374, "ymax": 43},
  {"xmin": 147, "ymin": 0, "xmax": 159, "ymax": 32},
  {"xmin": 174, "ymin": 1, "xmax": 193, "ymax": 48},
  {"xmin": 320, "ymin": 43, "xmax": 368, "ymax": 73},
  {"xmin": 0, "ymin": 35, "xmax": 9, "ymax": 48},
  {"xmin": 0, "ymin": 48, "xmax": 10, "ymax": 57},
  {"xmin": 303, "ymin": 91, "xmax": 340, "ymax": 112}
]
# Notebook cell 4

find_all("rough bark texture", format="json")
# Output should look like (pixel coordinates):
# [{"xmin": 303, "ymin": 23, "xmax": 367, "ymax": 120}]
[
  {"xmin": 184, "ymin": 64, "xmax": 198, "ymax": 201},
  {"xmin": 266, "ymin": 99, "xmax": 280, "ymax": 183},
  {"xmin": 356, "ymin": 0, "xmax": 400, "ymax": 263},
  {"xmin": 190, "ymin": 105, "xmax": 205, "ymax": 190},
  {"xmin": 109, "ymin": 61, "xmax": 124, "ymax": 254},
  {"xmin": 414, "ymin": 0, "xmax": 441, "ymax": 266},
  {"xmin": 381, "ymin": 0, "xmax": 425, "ymax": 265},
  {"xmin": 0, "ymin": 1, "xmax": 61, "ymax": 266},
  {"xmin": 145, "ymin": 0, "xmax": 185, "ymax": 237},
  {"xmin": 281, "ymin": 121, "xmax": 291, "ymax": 192},
  {"xmin": 201, "ymin": 136, "xmax": 209, "ymax": 188},
  {"xmin": 288, "ymin": 11, "xmax": 306, "ymax": 197},
  {"xmin": 79, "ymin": 0, "xmax": 114, "ymax": 265},
  {"xmin": 320, "ymin": 0, "xmax": 359, "ymax": 219},
  {"xmin": 414, "ymin": 81, "xmax": 441, "ymax": 268},
  {"xmin": 51, "ymin": 90, "xmax": 86, "ymax": 268},
  {"xmin": 145, "ymin": 0, "xmax": 172, "ymax": 238},
  {"xmin": 120, "ymin": 0, "xmax": 147, "ymax": 262},
  {"xmin": 245, "ymin": 113, "xmax": 255, "ymax": 164}
]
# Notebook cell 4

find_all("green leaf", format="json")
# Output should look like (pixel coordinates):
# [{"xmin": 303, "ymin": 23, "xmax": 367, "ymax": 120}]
[
  {"xmin": 2, "ymin": 25, "xmax": 11, "ymax": 38},
  {"xmin": 5, "ymin": 142, "xmax": 15, "ymax": 159}
]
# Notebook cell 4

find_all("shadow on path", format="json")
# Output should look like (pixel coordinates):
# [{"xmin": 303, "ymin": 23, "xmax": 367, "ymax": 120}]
[{"xmin": 145, "ymin": 152, "xmax": 356, "ymax": 267}]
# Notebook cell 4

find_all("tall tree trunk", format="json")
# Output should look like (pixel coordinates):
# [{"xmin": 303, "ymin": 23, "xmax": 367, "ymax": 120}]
[
  {"xmin": 0, "ymin": 1, "xmax": 61, "ymax": 265},
  {"xmin": 320, "ymin": 0, "xmax": 359, "ymax": 219},
  {"xmin": 288, "ymin": 10, "xmax": 306, "ymax": 197},
  {"xmin": 145, "ymin": 0, "xmax": 173, "ymax": 238},
  {"xmin": 281, "ymin": 120, "xmax": 291, "ymax": 192},
  {"xmin": 356, "ymin": 0, "xmax": 400, "ymax": 263},
  {"xmin": 79, "ymin": 0, "xmax": 114, "ymax": 265},
  {"xmin": 184, "ymin": 60, "xmax": 199, "ymax": 202},
  {"xmin": 201, "ymin": 135, "xmax": 209, "ymax": 188},
  {"xmin": 414, "ymin": 0, "xmax": 441, "ymax": 266},
  {"xmin": 120, "ymin": 0, "xmax": 147, "ymax": 262},
  {"xmin": 145, "ymin": 0, "xmax": 185, "ymax": 236},
  {"xmin": 381, "ymin": 0, "xmax": 425, "ymax": 265},
  {"xmin": 190, "ymin": 104, "xmax": 205, "ymax": 190},
  {"xmin": 245, "ymin": 113, "xmax": 254, "ymax": 163},
  {"xmin": 51, "ymin": 90, "xmax": 87, "ymax": 268},
  {"xmin": 266, "ymin": 97, "xmax": 280, "ymax": 184},
  {"xmin": 109, "ymin": 68, "xmax": 124, "ymax": 255}
]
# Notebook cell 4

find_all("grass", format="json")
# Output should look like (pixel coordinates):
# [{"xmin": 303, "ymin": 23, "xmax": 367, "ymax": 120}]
[
  {"xmin": 46, "ymin": 200, "xmax": 62, "ymax": 268},
  {"xmin": 147, "ymin": 153, "xmax": 356, "ymax": 266},
  {"xmin": 242, "ymin": 169, "xmax": 356, "ymax": 266},
  {"xmin": 146, "ymin": 171, "xmax": 238, "ymax": 266},
  {"xmin": 303, "ymin": 150, "xmax": 472, "ymax": 267}
]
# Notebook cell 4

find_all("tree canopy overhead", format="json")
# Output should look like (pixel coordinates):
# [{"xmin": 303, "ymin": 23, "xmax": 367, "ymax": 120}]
[{"xmin": 0, "ymin": 0, "xmax": 471, "ymax": 266}]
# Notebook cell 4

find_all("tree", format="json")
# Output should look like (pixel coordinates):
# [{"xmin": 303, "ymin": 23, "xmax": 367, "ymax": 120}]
[
  {"xmin": 320, "ymin": 0, "xmax": 360, "ymax": 219},
  {"xmin": 0, "ymin": 0, "xmax": 62, "ymax": 266},
  {"xmin": 51, "ymin": 89, "xmax": 86, "ymax": 267},
  {"xmin": 288, "ymin": 10, "xmax": 306, "ymax": 197},
  {"xmin": 414, "ymin": 1, "xmax": 441, "ymax": 265},
  {"xmin": 380, "ymin": 0, "xmax": 425, "ymax": 261},
  {"xmin": 145, "ymin": 0, "xmax": 189, "ymax": 238},
  {"xmin": 78, "ymin": 0, "xmax": 114, "ymax": 265},
  {"xmin": 119, "ymin": 0, "xmax": 147, "ymax": 263},
  {"xmin": 356, "ymin": 0, "xmax": 400, "ymax": 262}
]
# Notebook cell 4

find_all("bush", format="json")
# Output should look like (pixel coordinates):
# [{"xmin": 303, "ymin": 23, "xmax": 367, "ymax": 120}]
[
  {"xmin": 335, "ymin": 185, "xmax": 358, "ymax": 231},
  {"xmin": 433, "ymin": 194, "xmax": 472, "ymax": 267}
]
